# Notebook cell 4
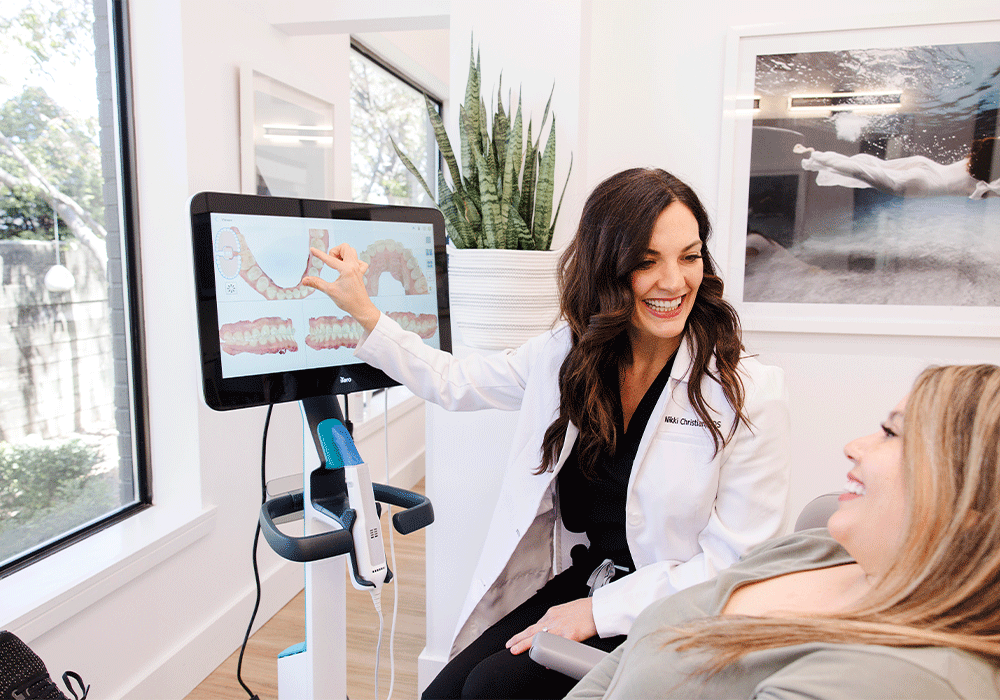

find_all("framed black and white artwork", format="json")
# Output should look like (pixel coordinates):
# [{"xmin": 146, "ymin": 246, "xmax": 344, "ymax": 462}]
[{"xmin": 719, "ymin": 11, "xmax": 1000, "ymax": 336}]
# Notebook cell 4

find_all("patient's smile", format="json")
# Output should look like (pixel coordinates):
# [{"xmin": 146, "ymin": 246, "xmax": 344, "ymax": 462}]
[{"xmin": 841, "ymin": 475, "xmax": 866, "ymax": 500}]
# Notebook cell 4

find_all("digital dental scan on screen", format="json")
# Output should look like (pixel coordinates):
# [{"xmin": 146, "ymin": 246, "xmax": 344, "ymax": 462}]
[
  {"xmin": 211, "ymin": 213, "xmax": 440, "ymax": 378},
  {"xmin": 191, "ymin": 193, "xmax": 450, "ymax": 409}
]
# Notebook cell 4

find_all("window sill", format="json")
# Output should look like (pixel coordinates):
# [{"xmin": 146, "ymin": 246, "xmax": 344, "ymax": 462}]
[
  {"xmin": 354, "ymin": 392, "xmax": 422, "ymax": 441},
  {"xmin": 0, "ymin": 504, "xmax": 217, "ymax": 642}
]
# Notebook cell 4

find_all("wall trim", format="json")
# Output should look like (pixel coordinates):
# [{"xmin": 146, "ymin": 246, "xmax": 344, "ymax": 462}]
[{"xmin": 119, "ymin": 558, "xmax": 303, "ymax": 699}]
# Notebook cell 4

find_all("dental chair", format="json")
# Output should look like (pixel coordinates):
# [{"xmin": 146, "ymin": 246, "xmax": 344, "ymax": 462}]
[{"xmin": 528, "ymin": 493, "xmax": 842, "ymax": 680}]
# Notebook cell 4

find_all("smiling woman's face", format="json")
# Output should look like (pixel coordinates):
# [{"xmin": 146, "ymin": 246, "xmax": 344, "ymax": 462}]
[
  {"xmin": 629, "ymin": 202, "xmax": 704, "ymax": 356},
  {"xmin": 827, "ymin": 395, "xmax": 909, "ymax": 577}
]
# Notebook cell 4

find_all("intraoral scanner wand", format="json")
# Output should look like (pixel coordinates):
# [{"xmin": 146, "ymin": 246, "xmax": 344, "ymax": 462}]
[{"xmin": 316, "ymin": 418, "xmax": 388, "ymax": 591}]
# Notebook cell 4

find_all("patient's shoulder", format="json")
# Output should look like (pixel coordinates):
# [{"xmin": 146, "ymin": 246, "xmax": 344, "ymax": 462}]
[
  {"xmin": 738, "ymin": 529, "xmax": 850, "ymax": 569},
  {"xmin": 759, "ymin": 644, "xmax": 1000, "ymax": 700}
]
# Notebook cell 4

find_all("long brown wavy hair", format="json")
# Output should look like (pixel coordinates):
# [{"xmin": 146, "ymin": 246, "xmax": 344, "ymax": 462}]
[
  {"xmin": 537, "ymin": 168, "xmax": 747, "ymax": 477},
  {"xmin": 665, "ymin": 364, "xmax": 1000, "ymax": 674}
]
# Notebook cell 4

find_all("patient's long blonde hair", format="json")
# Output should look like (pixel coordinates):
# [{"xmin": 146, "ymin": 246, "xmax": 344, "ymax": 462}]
[{"xmin": 665, "ymin": 364, "xmax": 1000, "ymax": 674}]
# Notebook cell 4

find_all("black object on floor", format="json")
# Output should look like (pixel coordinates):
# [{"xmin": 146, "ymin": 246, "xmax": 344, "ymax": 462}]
[{"xmin": 0, "ymin": 631, "xmax": 89, "ymax": 700}]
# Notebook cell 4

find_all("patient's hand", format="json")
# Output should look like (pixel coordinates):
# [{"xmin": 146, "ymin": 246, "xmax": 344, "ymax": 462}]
[{"xmin": 505, "ymin": 598, "xmax": 597, "ymax": 655}]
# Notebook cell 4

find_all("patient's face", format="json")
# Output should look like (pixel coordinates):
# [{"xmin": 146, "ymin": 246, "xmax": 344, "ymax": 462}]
[{"xmin": 827, "ymin": 395, "xmax": 908, "ymax": 578}]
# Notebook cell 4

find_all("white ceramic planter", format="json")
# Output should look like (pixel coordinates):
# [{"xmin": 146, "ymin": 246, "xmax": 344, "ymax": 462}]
[{"xmin": 447, "ymin": 247, "xmax": 563, "ymax": 350}]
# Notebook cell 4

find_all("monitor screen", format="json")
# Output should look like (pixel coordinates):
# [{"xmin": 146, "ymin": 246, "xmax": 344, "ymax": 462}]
[{"xmin": 190, "ymin": 192, "xmax": 451, "ymax": 410}]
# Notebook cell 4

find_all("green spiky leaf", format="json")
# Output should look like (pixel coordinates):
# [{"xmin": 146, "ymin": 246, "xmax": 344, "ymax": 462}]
[
  {"xmin": 426, "ymin": 95, "xmax": 464, "ymax": 197},
  {"xmin": 391, "ymin": 39, "xmax": 570, "ymax": 250},
  {"xmin": 438, "ymin": 168, "xmax": 475, "ymax": 248},
  {"xmin": 545, "ymin": 152, "xmax": 573, "ymax": 250},
  {"xmin": 470, "ymin": 144, "xmax": 500, "ymax": 248},
  {"xmin": 390, "ymin": 135, "xmax": 435, "ymax": 204},
  {"xmin": 535, "ymin": 85, "xmax": 554, "ymax": 149},
  {"xmin": 459, "ymin": 103, "xmax": 480, "ymax": 206},
  {"xmin": 509, "ymin": 93, "xmax": 524, "ymax": 199},
  {"xmin": 507, "ymin": 202, "xmax": 532, "ymax": 250},
  {"xmin": 479, "ymin": 97, "xmax": 490, "ymax": 165},
  {"xmin": 532, "ymin": 115, "xmax": 557, "ymax": 248},
  {"xmin": 519, "ymin": 119, "xmax": 536, "ymax": 229},
  {"xmin": 461, "ymin": 43, "xmax": 481, "ymax": 178},
  {"xmin": 500, "ymin": 95, "xmax": 522, "ymax": 237}
]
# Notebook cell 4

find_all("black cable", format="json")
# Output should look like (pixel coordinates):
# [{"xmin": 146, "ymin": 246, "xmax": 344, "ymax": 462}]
[
  {"xmin": 236, "ymin": 403, "xmax": 273, "ymax": 700},
  {"xmin": 342, "ymin": 394, "xmax": 353, "ymax": 434}
]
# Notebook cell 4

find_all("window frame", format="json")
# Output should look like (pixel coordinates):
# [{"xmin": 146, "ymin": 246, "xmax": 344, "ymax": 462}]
[
  {"xmin": 350, "ymin": 39, "xmax": 444, "ymax": 122},
  {"xmin": 0, "ymin": 0, "xmax": 151, "ymax": 579}
]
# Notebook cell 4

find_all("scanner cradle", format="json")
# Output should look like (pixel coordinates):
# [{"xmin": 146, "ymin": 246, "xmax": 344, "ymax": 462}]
[
  {"xmin": 259, "ymin": 478, "xmax": 434, "ymax": 562},
  {"xmin": 259, "ymin": 467, "xmax": 434, "ymax": 583},
  {"xmin": 258, "ymin": 399, "xmax": 434, "ymax": 584}
]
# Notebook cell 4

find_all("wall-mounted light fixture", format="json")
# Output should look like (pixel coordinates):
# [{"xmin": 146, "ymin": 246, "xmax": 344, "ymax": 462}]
[
  {"xmin": 262, "ymin": 124, "xmax": 334, "ymax": 145},
  {"xmin": 788, "ymin": 90, "xmax": 902, "ymax": 113}
]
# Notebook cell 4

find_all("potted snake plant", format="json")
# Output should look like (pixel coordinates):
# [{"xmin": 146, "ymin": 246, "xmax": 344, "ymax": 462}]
[{"xmin": 392, "ymin": 40, "xmax": 573, "ymax": 349}]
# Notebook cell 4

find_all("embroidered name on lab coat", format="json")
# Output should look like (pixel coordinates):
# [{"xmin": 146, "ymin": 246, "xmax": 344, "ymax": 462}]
[{"xmin": 665, "ymin": 415, "xmax": 721, "ymax": 429}]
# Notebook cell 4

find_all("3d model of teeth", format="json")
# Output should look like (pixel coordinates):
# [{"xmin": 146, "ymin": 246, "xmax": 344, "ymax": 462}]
[
  {"xmin": 386, "ymin": 311, "xmax": 437, "ymax": 339},
  {"xmin": 220, "ymin": 317, "xmax": 298, "ymax": 355},
  {"xmin": 305, "ymin": 316, "xmax": 365, "ymax": 350},
  {"xmin": 232, "ymin": 226, "xmax": 329, "ymax": 300},
  {"xmin": 360, "ymin": 239, "xmax": 430, "ymax": 296},
  {"xmin": 305, "ymin": 312, "xmax": 437, "ymax": 350}
]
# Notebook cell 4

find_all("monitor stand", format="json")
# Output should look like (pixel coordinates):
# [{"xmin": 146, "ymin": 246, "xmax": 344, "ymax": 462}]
[{"xmin": 257, "ymin": 394, "xmax": 434, "ymax": 699}]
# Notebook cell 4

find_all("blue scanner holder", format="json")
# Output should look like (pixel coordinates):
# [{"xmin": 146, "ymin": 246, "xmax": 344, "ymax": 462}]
[
  {"xmin": 256, "ymin": 394, "xmax": 434, "ymax": 698},
  {"xmin": 258, "ymin": 396, "xmax": 434, "ymax": 567}
]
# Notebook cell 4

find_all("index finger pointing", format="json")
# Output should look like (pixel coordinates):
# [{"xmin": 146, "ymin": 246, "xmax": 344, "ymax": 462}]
[{"xmin": 310, "ymin": 246, "xmax": 348, "ymax": 270}]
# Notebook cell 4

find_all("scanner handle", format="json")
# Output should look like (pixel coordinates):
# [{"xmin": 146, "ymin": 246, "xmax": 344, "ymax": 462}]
[{"xmin": 259, "ymin": 484, "xmax": 434, "ymax": 562}]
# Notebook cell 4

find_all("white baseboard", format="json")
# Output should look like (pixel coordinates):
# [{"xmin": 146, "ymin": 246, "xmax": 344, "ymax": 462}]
[
  {"xmin": 115, "ymin": 558, "xmax": 303, "ymax": 699},
  {"xmin": 418, "ymin": 647, "xmax": 448, "ymax": 696}
]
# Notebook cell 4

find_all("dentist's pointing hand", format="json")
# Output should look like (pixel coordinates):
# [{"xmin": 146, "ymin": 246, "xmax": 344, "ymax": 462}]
[{"xmin": 302, "ymin": 243, "xmax": 381, "ymax": 333}]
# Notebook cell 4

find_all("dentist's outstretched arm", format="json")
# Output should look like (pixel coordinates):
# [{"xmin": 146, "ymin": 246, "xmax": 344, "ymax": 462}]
[{"xmin": 302, "ymin": 243, "xmax": 382, "ymax": 333}]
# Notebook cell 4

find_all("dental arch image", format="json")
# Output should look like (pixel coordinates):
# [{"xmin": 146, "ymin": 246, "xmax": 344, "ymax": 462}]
[
  {"xmin": 215, "ymin": 226, "xmax": 329, "ymax": 300},
  {"xmin": 217, "ymin": 230, "xmax": 437, "ymax": 356}
]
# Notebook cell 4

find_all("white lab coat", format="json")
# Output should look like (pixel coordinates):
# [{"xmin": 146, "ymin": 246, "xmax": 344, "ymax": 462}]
[{"xmin": 355, "ymin": 315, "xmax": 790, "ymax": 657}]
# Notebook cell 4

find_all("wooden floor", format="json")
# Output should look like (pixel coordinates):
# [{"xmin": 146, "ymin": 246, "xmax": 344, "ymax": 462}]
[{"xmin": 186, "ymin": 482, "xmax": 427, "ymax": 700}]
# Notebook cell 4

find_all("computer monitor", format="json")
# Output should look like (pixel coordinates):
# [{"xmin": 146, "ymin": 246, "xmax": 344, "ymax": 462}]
[{"xmin": 190, "ymin": 192, "xmax": 451, "ymax": 410}]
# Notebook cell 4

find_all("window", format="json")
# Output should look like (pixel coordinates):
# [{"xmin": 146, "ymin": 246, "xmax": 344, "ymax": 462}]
[
  {"xmin": 0, "ymin": 0, "xmax": 147, "ymax": 575},
  {"xmin": 350, "ymin": 44, "xmax": 439, "ymax": 208},
  {"xmin": 350, "ymin": 42, "xmax": 441, "ymax": 420}
]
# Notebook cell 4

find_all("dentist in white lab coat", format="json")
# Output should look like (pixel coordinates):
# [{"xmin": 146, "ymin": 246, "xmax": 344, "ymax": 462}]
[{"xmin": 304, "ymin": 168, "xmax": 791, "ymax": 699}]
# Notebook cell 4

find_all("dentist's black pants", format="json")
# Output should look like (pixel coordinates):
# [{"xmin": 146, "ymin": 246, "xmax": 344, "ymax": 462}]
[{"xmin": 421, "ymin": 565, "xmax": 626, "ymax": 699}]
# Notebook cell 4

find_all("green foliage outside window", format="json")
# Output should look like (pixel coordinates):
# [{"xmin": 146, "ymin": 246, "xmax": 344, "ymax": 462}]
[
  {"xmin": 0, "ymin": 0, "xmax": 108, "ymax": 271},
  {"xmin": 0, "ymin": 438, "xmax": 117, "ymax": 563}
]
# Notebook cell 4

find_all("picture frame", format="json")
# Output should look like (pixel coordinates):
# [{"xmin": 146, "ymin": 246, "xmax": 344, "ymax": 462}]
[
  {"xmin": 239, "ymin": 66, "xmax": 336, "ymax": 200},
  {"xmin": 718, "ymin": 11, "xmax": 1000, "ymax": 337}
]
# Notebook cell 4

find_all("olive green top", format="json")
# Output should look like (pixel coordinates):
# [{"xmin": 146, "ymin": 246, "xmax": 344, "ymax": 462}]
[{"xmin": 566, "ymin": 530, "xmax": 1000, "ymax": 699}]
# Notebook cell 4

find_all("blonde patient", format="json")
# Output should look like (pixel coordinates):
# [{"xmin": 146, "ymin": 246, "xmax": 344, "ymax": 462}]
[{"xmin": 567, "ymin": 364, "xmax": 1000, "ymax": 699}]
